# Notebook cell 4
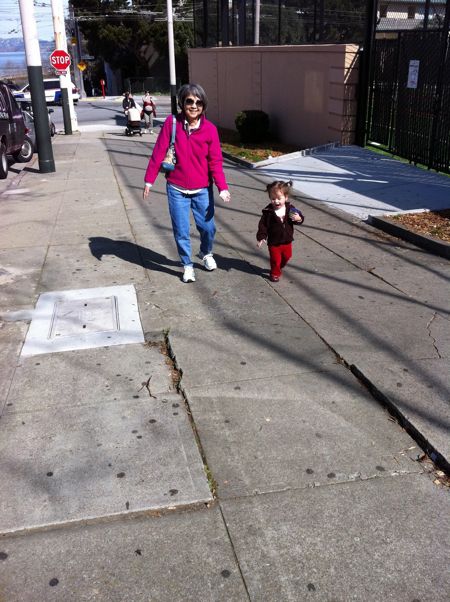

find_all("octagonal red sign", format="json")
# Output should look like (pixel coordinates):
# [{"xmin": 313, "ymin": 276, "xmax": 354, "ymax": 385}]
[{"xmin": 49, "ymin": 49, "xmax": 71, "ymax": 70}]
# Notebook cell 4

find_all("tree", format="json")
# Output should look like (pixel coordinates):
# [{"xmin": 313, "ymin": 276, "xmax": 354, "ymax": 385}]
[{"xmin": 71, "ymin": 0, "xmax": 193, "ymax": 82}]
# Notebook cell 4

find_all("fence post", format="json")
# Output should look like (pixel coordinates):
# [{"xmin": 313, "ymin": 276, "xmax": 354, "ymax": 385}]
[
  {"xmin": 355, "ymin": 0, "xmax": 378, "ymax": 146},
  {"xmin": 428, "ymin": 0, "xmax": 450, "ymax": 170}
]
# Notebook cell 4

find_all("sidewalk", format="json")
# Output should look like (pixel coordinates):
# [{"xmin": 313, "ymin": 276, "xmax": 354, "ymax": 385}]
[{"xmin": 0, "ymin": 131, "xmax": 449, "ymax": 601}]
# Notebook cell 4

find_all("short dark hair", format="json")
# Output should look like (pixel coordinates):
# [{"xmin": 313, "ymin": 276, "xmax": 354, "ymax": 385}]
[
  {"xmin": 266, "ymin": 180, "xmax": 293, "ymax": 198},
  {"xmin": 178, "ymin": 83, "xmax": 208, "ymax": 112}
]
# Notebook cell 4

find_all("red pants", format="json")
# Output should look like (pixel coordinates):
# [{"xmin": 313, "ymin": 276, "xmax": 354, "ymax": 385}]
[{"xmin": 269, "ymin": 243, "xmax": 292, "ymax": 278}]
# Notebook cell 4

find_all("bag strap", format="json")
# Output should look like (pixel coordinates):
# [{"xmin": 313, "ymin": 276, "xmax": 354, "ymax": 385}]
[{"xmin": 170, "ymin": 115, "xmax": 176, "ymax": 146}]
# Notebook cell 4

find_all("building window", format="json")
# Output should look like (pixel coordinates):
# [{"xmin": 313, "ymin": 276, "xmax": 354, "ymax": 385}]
[
  {"xmin": 380, "ymin": 4, "xmax": 388, "ymax": 18},
  {"xmin": 407, "ymin": 5, "xmax": 416, "ymax": 19}
]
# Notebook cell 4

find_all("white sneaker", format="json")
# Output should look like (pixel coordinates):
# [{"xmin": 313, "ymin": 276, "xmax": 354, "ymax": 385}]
[
  {"xmin": 182, "ymin": 265, "xmax": 196, "ymax": 283},
  {"xmin": 202, "ymin": 253, "xmax": 217, "ymax": 271}
]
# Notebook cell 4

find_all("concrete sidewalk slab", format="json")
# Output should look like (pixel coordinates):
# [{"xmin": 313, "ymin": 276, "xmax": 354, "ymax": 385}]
[
  {"xmin": 352, "ymin": 357, "xmax": 450, "ymax": 466},
  {"xmin": 38, "ymin": 243, "xmax": 147, "ymax": 292},
  {"xmin": 0, "ymin": 247, "xmax": 48, "ymax": 308},
  {"xmin": 221, "ymin": 475, "xmax": 450, "ymax": 601},
  {"xmin": 5, "ymin": 343, "xmax": 172, "ymax": 413},
  {"xmin": 278, "ymin": 268, "xmax": 447, "ymax": 364},
  {"xmin": 170, "ymin": 319, "xmax": 335, "ymax": 390},
  {"xmin": 0, "ymin": 506, "xmax": 246, "ymax": 602},
  {"xmin": 0, "ymin": 321, "xmax": 27, "ymax": 406},
  {"xmin": 0, "ymin": 392, "xmax": 211, "ymax": 533},
  {"xmin": 185, "ymin": 366, "xmax": 420, "ymax": 498},
  {"xmin": 257, "ymin": 145, "xmax": 450, "ymax": 220}
]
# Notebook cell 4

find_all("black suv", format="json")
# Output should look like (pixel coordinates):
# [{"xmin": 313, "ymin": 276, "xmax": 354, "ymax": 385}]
[{"xmin": 0, "ymin": 80, "xmax": 33, "ymax": 179}]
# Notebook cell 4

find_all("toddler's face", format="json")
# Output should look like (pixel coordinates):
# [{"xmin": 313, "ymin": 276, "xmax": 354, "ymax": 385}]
[{"xmin": 270, "ymin": 191, "xmax": 288, "ymax": 208}]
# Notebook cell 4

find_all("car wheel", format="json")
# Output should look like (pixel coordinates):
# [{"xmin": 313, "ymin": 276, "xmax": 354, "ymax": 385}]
[
  {"xmin": 0, "ymin": 143, "xmax": 8, "ymax": 179},
  {"xmin": 12, "ymin": 136, "xmax": 34, "ymax": 163}
]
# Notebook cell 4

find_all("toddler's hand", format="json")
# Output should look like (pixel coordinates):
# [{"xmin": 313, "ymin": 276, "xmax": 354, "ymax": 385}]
[
  {"xmin": 292, "ymin": 213, "xmax": 303, "ymax": 222},
  {"xmin": 257, "ymin": 239, "xmax": 266, "ymax": 248}
]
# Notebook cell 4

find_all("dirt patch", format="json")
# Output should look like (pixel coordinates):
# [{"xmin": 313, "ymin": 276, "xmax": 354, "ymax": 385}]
[
  {"xmin": 219, "ymin": 127, "xmax": 298, "ymax": 163},
  {"xmin": 385, "ymin": 209, "xmax": 450, "ymax": 243}
]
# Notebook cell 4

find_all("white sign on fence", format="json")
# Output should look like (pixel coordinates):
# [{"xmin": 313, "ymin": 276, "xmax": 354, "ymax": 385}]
[{"xmin": 407, "ymin": 60, "xmax": 420, "ymax": 89}]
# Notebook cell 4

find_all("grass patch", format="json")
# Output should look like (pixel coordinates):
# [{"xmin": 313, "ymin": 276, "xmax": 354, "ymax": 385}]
[{"xmin": 219, "ymin": 127, "xmax": 299, "ymax": 163}]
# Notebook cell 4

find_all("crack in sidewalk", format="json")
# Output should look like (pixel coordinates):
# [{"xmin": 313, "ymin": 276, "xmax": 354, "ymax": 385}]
[{"xmin": 426, "ymin": 312, "xmax": 442, "ymax": 359}]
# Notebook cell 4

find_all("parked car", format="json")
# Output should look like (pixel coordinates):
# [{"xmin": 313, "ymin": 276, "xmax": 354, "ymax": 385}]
[
  {"xmin": 13, "ymin": 78, "xmax": 80, "ymax": 105},
  {"xmin": 0, "ymin": 80, "xmax": 33, "ymax": 179},
  {"xmin": 22, "ymin": 107, "xmax": 56, "ymax": 152}
]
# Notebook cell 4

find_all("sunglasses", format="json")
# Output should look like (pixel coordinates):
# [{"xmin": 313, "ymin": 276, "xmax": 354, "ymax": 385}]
[{"xmin": 184, "ymin": 98, "xmax": 204, "ymax": 107}]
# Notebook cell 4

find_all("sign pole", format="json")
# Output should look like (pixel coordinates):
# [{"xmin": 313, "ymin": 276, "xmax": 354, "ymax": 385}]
[
  {"xmin": 167, "ymin": 0, "xmax": 177, "ymax": 115},
  {"xmin": 51, "ymin": 0, "xmax": 77, "ymax": 134}
]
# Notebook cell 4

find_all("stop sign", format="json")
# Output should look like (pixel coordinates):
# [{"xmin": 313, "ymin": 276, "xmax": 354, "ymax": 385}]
[{"xmin": 49, "ymin": 49, "xmax": 71, "ymax": 71}]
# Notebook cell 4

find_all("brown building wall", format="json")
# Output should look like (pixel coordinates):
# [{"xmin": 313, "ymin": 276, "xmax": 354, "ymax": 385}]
[{"xmin": 188, "ymin": 44, "xmax": 360, "ymax": 149}]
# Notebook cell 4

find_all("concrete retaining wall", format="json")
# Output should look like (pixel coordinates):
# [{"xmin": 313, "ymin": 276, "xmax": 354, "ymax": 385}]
[{"xmin": 188, "ymin": 44, "xmax": 360, "ymax": 149}]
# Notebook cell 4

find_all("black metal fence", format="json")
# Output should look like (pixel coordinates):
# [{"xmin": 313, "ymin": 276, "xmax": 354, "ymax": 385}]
[
  {"xmin": 193, "ymin": 0, "xmax": 367, "ymax": 47},
  {"xmin": 192, "ymin": 0, "xmax": 449, "ymax": 47},
  {"xmin": 377, "ymin": 0, "xmax": 448, "ymax": 32},
  {"xmin": 366, "ymin": 2, "xmax": 450, "ymax": 173},
  {"xmin": 191, "ymin": 1, "xmax": 450, "ymax": 173},
  {"xmin": 123, "ymin": 76, "xmax": 182, "ymax": 95}
]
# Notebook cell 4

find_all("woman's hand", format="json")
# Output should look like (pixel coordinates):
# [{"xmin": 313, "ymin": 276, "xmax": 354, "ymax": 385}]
[
  {"xmin": 219, "ymin": 190, "xmax": 231, "ymax": 203},
  {"xmin": 143, "ymin": 186, "xmax": 150, "ymax": 200}
]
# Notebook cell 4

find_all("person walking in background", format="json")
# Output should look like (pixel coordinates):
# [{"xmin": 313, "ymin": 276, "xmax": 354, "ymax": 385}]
[
  {"xmin": 142, "ymin": 83, "xmax": 231, "ymax": 283},
  {"xmin": 122, "ymin": 91, "xmax": 136, "ymax": 114},
  {"xmin": 141, "ymin": 91, "xmax": 156, "ymax": 134},
  {"xmin": 256, "ymin": 180, "xmax": 304, "ymax": 282}
]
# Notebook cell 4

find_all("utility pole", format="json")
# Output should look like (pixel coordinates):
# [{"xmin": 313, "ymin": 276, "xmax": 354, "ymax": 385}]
[
  {"xmin": 18, "ymin": 0, "xmax": 55, "ymax": 173},
  {"xmin": 167, "ymin": 0, "xmax": 177, "ymax": 115},
  {"xmin": 70, "ymin": 3, "xmax": 86, "ymax": 100},
  {"xmin": 254, "ymin": 0, "xmax": 260, "ymax": 45},
  {"xmin": 51, "ymin": 0, "xmax": 77, "ymax": 134}
]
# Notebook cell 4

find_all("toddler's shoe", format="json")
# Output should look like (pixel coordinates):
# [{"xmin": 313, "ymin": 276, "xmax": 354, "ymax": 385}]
[
  {"xmin": 202, "ymin": 253, "xmax": 217, "ymax": 271},
  {"xmin": 269, "ymin": 274, "xmax": 280, "ymax": 282},
  {"xmin": 182, "ymin": 265, "xmax": 196, "ymax": 283}
]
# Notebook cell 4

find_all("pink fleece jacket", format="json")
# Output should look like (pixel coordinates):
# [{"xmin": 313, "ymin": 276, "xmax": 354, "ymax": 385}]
[{"xmin": 144, "ymin": 114, "xmax": 228, "ymax": 192}]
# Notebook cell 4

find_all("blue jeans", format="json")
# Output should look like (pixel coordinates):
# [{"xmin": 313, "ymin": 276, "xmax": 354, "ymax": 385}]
[{"xmin": 166, "ymin": 184, "xmax": 216, "ymax": 267}]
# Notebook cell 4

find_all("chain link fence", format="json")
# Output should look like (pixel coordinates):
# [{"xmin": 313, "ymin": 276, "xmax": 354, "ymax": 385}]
[
  {"xmin": 377, "ymin": 0, "xmax": 448, "ymax": 32},
  {"xmin": 193, "ymin": 1, "xmax": 368, "ymax": 47},
  {"xmin": 123, "ymin": 76, "xmax": 182, "ymax": 95}
]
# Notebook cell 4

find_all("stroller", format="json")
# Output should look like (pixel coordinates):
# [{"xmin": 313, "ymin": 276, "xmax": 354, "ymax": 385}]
[{"xmin": 125, "ymin": 107, "xmax": 142, "ymax": 136}]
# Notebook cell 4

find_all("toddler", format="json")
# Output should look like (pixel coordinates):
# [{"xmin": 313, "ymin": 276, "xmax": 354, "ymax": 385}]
[{"xmin": 256, "ymin": 180, "xmax": 304, "ymax": 282}]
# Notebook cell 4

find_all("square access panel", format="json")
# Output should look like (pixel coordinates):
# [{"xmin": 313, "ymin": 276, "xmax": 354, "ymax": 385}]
[{"xmin": 21, "ymin": 285, "xmax": 144, "ymax": 356}]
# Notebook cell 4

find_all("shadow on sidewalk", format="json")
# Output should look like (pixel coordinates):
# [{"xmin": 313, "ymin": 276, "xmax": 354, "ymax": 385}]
[
  {"xmin": 88, "ymin": 236, "xmax": 180, "ymax": 277},
  {"xmin": 89, "ymin": 237, "xmax": 265, "ymax": 279},
  {"xmin": 213, "ymin": 253, "xmax": 266, "ymax": 277}
]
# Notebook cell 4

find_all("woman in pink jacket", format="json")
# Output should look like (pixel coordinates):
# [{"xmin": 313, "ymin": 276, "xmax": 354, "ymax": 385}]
[{"xmin": 142, "ymin": 83, "xmax": 231, "ymax": 283}]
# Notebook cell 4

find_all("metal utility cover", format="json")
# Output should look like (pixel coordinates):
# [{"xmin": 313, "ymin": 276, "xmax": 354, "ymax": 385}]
[{"xmin": 21, "ymin": 285, "xmax": 144, "ymax": 356}]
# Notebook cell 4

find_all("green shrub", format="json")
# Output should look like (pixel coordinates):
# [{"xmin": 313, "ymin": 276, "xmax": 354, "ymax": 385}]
[{"xmin": 235, "ymin": 110, "xmax": 270, "ymax": 143}]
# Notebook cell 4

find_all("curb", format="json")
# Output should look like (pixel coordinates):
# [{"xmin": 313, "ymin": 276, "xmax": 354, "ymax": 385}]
[
  {"xmin": 350, "ymin": 364, "xmax": 449, "ymax": 474},
  {"xmin": 223, "ymin": 141, "xmax": 341, "ymax": 170},
  {"xmin": 368, "ymin": 215, "xmax": 450, "ymax": 259}
]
